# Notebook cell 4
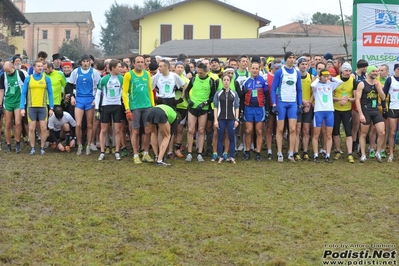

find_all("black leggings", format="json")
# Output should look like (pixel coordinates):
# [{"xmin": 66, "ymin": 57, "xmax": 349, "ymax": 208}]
[{"xmin": 333, "ymin": 110, "xmax": 352, "ymax": 137}]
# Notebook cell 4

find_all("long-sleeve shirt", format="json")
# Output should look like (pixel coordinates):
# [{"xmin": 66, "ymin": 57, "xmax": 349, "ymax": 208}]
[
  {"xmin": 271, "ymin": 66, "xmax": 302, "ymax": 106},
  {"xmin": 213, "ymin": 89, "xmax": 240, "ymax": 120},
  {"xmin": 20, "ymin": 73, "xmax": 54, "ymax": 109}
]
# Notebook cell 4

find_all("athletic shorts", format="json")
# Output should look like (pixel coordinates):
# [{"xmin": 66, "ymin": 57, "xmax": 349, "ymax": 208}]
[
  {"xmin": 147, "ymin": 107, "xmax": 168, "ymax": 124},
  {"xmin": 188, "ymin": 107, "xmax": 207, "ymax": 117},
  {"xmin": 27, "ymin": 107, "xmax": 47, "ymax": 122},
  {"xmin": 313, "ymin": 111, "xmax": 334, "ymax": 128},
  {"xmin": 4, "ymin": 101, "xmax": 20, "ymax": 112},
  {"xmin": 387, "ymin": 109, "xmax": 399, "ymax": 119},
  {"xmin": 132, "ymin": 108, "xmax": 150, "ymax": 129},
  {"xmin": 76, "ymin": 96, "xmax": 94, "ymax": 111},
  {"xmin": 244, "ymin": 106, "xmax": 265, "ymax": 123},
  {"xmin": 276, "ymin": 101, "xmax": 297, "ymax": 121},
  {"xmin": 101, "ymin": 105, "xmax": 123, "ymax": 124},
  {"xmin": 361, "ymin": 108, "xmax": 383, "ymax": 125},
  {"xmin": 176, "ymin": 108, "xmax": 187, "ymax": 125},
  {"xmin": 297, "ymin": 107, "xmax": 313, "ymax": 124},
  {"xmin": 333, "ymin": 110, "xmax": 352, "ymax": 136}
]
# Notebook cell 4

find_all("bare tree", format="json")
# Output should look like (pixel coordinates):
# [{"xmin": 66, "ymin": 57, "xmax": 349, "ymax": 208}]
[{"xmin": 291, "ymin": 13, "xmax": 312, "ymax": 37}]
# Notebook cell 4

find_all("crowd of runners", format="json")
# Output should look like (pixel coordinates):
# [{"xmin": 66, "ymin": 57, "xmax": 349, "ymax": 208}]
[{"xmin": 0, "ymin": 50, "xmax": 398, "ymax": 166}]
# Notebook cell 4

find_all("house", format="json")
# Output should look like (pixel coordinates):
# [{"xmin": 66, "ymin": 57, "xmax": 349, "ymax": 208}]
[
  {"xmin": 150, "ymin": 37, "xmax": 352, "ymax": 59},
  {"xmin": 130, "ymin": 0, "xmax": 271, "ymax": 55},
  {"xmin": 14, "ymin": 0, "xmax": 94, "ymax": 60},
  {"xmin": 0, "ymin": 0, "xmax": 29, "ymax": 58},
  {"xmin": 260, "ymin": 22, "xmax": 352, "ymax": 38}
]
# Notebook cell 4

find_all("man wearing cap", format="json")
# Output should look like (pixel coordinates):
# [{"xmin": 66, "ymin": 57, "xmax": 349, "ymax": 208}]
[
  {"xmin": 151, "ymin": 59, "xmax": 186, "ymax": 159},
  {"xmin": 52, "ymin": 53, "xmax": 62, "ymax": 71},
  {"xmin": 382, "ymin": 63, "xmax": 399, "ymax": 162},
  {"xmin": 311, "ymin": 69, "xmax": 343, "ymax": 163},
  {"xmin": 210, "ymin": 58, "xmax": 223, "ymax": 78},
  {"xmin": 20, "ymin": 60, "xmax": 54, "ymax": 155},
  {"xmin": 271, "ymin": 51, "xmax": 303, "ymax": 162},
  {"xmin": 356, "ymin": 65, "xmax": 386, "ymax": 163},
  {"xmin": 66, "ymin": 54, "xmax": 101, "ymax": 155},
  {"xmin": 11, "ymin": 55, "xmax": 28, "ymax": 77},
  {"xmin": 332, "ymin": 62, "xmax": 356, "ymax": 163},
  {"xmin": 323, "ymin": 53, "xmax": 334, "ymax": 62},
  {"xmin": 351, "ymin": 59, "xmax": 369, "ymax": 155},
  {"xmin": 122, "ymin": 55, "xmax": 155, "ymax": 164},
  {"xmin": 296, "ymin": 56, "xmax": 313, "ymax": 161},
  {"xmin": 0, "ymin": 61, "xmax": 26, "ymax": 153}
]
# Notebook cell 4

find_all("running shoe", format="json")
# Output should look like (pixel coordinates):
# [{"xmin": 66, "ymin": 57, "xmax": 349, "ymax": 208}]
[
  {"xmin": 380, "ymin": 150, "xmax": 387, "ymax": 158},
  {"xmin": 288, "ymin": 155, "xmax": 296, "ymax": 162},
  {"xmin": 314, "ymin": 156, "xmax": 320, "ymax": 163},
  {"xmin": 360, "ymin": 155, "xmax": 367, "ymax": 163},
  {"xmin": 86, "ymin": 145, "xmax": 91, "ymax": 155},
  {"xmin": 185, "ymin": 153, "xmax": 193, "ymax": 162},
  {"xmin": 65, "ymin": 146, "xmax": 70, "ymax": 153},
  {"xmin": 211, "ymin": 153, "xmax": 218, "ymax": 162},
  {"xmin": 255, "ymin": 153, "xmax": 262, "ymax": 162},
  {"xmin": 167, "ymin": 152, "xmax": 175, "ymax": 160},
  {"xmin": 76, "ymin": 144, "xmax": 83, "ymax": 155},
  {"xmin": 277, "ymin": 155, "xmax": 283, "ymax": 163},
  {"xmin": 121, "ymin": 148, "xmax": 128, "ymax": 157},
  {"xmin": 294, "ymin": 153, "xmax": 302, "ymax": 161},
  {"xmin": 375, "ymin": 152, "xmax": 382, "ymax": 163},
  {"xmin": 302, "ymin": 153, "xmax": 310, "ymax": 161},
  {"xmin": 243, "ymin": 151, "xmax": 250, "ymax": 161},
  {"xmin": 237, "ymin": 143, "xmax": 244, "ymax": 152},
  {"xmin": 157, "ymin": 161, "xmax": 171, "ymax": 167},
  {"xmin": 222, "ymin": 152, "xmax": 229, "ymax": 161},
  {"xmin": 142, "ymin": 153, "xmax": 154, "ymax": 162},
  {"xmin": 112, "ymin": 148, "xmax": 116, "ymax": 154},
  {"xmin": 218, "ymin": 157, "xmax": 224, "ymax": 164},
  {"xmin": 388, "ymin": 156, "xmax": 393, "ymax": 163},
  {"xmin": 40, "ymin": 148, "xmax": 45, "ymax": 156},
  {"xmin": 325, "ymin": 156, "xmax": 333, "ymax": 163},
  {"xmin": 334, "ymin": 152, "xmax": 342, "ymax": 160},
  {"xmin": 175, "ymin": 149, "xmax": 184, "ymax": 158},
  {"xmin": 230, "ymin": 158, "xmax": 237, "ymax": 164},
  {"xmin": 5, "ymin": 145, "xmax": 11, "ymax": 153},
  {"xmin": 115, "ymin": 152, "xmax": 121, "ymax": 161},
  {"xmin": 348, "ymin": 154, "xmax": 355, "ymax": 163},
  {"xmin": 267, "ymin": 153, "xmax": 272, "ymax": 160},
  {"xmin": 90, "ymin": 143, "xmax": 98, "ymax": 151},
  {"xmin": 98, "ymin": 153, "xmax": 105, "ymax": 161},
  {"xmin": 29, "ymin": 148, "xmax": 35, "ymax": 156},
  {"xmin": 105, "ymin": 147, "xmax": 111, "ymax": 154},
  {"xmin": 369, "ymin": 150, "xmax": 375, "ymax": 158},
  {"xmin": 15, "ymin": 143, "xmax": 21, "ymax": 154},
  {"xmin": 197, "ymin": 154, "xmax": 205, "ymax": 162},
  {"xmin": 319, "ymin": 150, "xmax": 327, "ymax": 159},
  {"xmin": 134, "ymin": 156, "xmax": 142, "ymax": 164}
]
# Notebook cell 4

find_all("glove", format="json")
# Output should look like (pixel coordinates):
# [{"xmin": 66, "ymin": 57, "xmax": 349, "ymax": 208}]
[
  {"xmin": 95, "ymin": 109, "xmax": 100, "ymax": 120},
  {"xmin": 126, "ymin": 111, "xmax": 133, "ymax": 121},
  {"xmin": 187, "ymin": 99, "xmax": 194, "ymax": 108},
  {"xmin": 173, "ymin": 98, "xmax": 184, "ymax": 106},
  {"xmin": 297, "ymin": 106, "xmax": 303, "ymax": 116},
  {"xmin": 0, "ymin": 106, "xmax": 3, "ymax": 117},
  {"xmin": 265, "ymin": 111, "xmax": 270, "ymax": 122},
  {"xmin": 196, "ymin": 101, "xmax": 207, "ymax": 110},
  {"xmin": 383, "ymin": 108, "xmax": 388, "ymax": 119},
  {"xmin": 271, "ymin": 106, "xmax": 278, "ymax": 115}
]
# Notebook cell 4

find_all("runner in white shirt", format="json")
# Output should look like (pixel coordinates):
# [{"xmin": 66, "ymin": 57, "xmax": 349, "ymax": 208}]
[{"xmin": 311, "ymin": 68, "xmax": 343, "ymax": 163}]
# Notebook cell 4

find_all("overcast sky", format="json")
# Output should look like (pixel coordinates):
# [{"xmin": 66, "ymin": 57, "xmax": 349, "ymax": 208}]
[{"xmin": 25, "ymin": 0, "xmax": 352, "ymax": 45}]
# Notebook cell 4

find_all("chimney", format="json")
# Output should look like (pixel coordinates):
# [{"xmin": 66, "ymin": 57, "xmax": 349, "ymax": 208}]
[
  {"xmin": 273, "ymin": 25, "xmax": 276, "ymax": 30},
  {"xmin": 13, "ymin": 0, "xmax": 26, "ymax": 13}
]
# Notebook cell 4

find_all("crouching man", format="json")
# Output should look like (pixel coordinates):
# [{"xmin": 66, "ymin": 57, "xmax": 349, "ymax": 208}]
[{"xmin": 48, "ymin": 106, "xmax": 76, "ymax": 152}]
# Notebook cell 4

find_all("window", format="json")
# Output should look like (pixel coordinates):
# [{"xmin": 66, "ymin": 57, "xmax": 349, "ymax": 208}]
[
  {"xmin": 66, "ymin": 30, "xmax": 71, "ymax": 40},
  {"xmin": 160, "ymin": 24, "xmax": 172, "ymax": 44},
  {"xmin": 209, "ymin": 25, "xmax": 221, "ymax": 39},
  {"xmin": 42, "ymin": 30, "xmax": 48, "ymax": 40},
  {"xmin": 184, "ymin": 25, "xmax": 193, "ymax": 40},
  {"xmin": 21, "ymin": 30, "xmax": 25, "ymax": 39}
]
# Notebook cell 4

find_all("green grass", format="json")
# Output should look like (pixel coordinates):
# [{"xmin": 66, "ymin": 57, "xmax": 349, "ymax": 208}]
[{"xmin": 0, "ymin": 144, "xmax": 398, "ymax": 265}]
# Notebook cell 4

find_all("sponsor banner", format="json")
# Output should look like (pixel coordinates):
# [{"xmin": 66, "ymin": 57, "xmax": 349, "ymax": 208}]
[{"xmin": 355, "ymin": 2, "xmax": 399, "ymax": 74}]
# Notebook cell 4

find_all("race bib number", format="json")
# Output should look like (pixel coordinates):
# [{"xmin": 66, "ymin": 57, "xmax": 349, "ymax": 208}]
[
  {"xmin": 252, "ymin": 89, "xmax": 258, "ymax": 97},
  {"xmin": 165, "ymin": 84, "xmax": 170, "ymax": 93},
  {"xmin": 372, "ymin": 100, "xmax": 377, "ymax": 108},
  {"xmin": 322, "ymin": 94, "xmax": 328, "ymax": 103}
]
